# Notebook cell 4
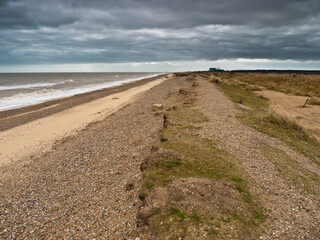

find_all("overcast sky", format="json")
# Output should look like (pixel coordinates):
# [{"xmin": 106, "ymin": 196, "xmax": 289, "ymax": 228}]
[{"xmin": 1, "ymin": 0, "xmax": 320, "ymax": 72}]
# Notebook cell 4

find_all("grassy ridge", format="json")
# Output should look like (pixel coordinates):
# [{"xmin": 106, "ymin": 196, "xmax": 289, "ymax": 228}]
[{"xmin": 140, "ymin": 82, "xmax": 266, "ymax": 239}]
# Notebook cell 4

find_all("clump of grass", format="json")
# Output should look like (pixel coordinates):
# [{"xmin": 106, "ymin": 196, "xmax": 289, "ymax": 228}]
[
  {"xmin": 170, "ymin": 209, "xmax": 186, "ymax": 221},
  {"xmin": 231, "ymin": 177, "xmax": 244, "ymax": 183},
  {"xmin": 229, "ymin": 79, "xmax": 248, "ymax": 88},
  {"xmin": 143, "ymin": 155, "xmax": 184, "ymax": 188},
  {"xmin": 174, "ymin": 72, "xmax": 194, "ymax": 77},
  {"xmin": 191, "ymin": 212, "xmax": 200, "ymax": 222},
  {"xmin": 245, "ymin": 85, "xmax": 262, "ymax": 91},
  {"xmin": 208, "ymin": 75, "xmax": 223, "ymax": 84},
  {"xmin": 308, "ymin": 97, "xmax": 320, "ymax": 106},
  {"xmin": 263, "ymin": 112, "xmax": 309, "ymax": 139}
]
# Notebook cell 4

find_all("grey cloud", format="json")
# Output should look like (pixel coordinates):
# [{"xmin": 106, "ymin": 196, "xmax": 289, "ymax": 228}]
[
  {"xmin": 0, "ymin": 0, "xmax": 320, "ymax": 65},
  {"xmin": 1, "ymin": 0, "xmax": 320, "ymax": 29}
]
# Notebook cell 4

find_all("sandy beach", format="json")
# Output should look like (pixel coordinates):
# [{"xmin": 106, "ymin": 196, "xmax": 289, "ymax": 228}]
[
  {"xmin": 0, "ymin": 73, "xmax": 188, "ymax": 239},
  {"xmin": 0, "ymin": 74, "xmax": 170, "ymax": 167}
]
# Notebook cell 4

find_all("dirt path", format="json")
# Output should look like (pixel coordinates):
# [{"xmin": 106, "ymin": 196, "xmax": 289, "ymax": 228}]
[
  {"xmin": 197, "ymin": 78, "xmax": 320, "ymax": 239},
  {"xmin": 0, "ymin": 76, "xmax": 188, "ymax": 239}
]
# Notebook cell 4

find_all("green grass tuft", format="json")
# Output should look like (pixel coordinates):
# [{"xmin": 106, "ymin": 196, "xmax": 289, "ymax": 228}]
[
  {"xmin": 191, "ymin": 212, "xmax": 200, "ymax": 222},
  {"xmin": 170, "ymin": 209, "xmax": 186, "ymax": 221}
]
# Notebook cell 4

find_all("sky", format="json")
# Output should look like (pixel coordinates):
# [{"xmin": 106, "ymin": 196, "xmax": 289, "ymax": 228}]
[{"xmin": 0, "ymin": 0, "xmax": 320, "ymax": 72}]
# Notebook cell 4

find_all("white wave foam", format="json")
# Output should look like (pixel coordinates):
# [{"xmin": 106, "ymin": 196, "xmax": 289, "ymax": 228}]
[
  {"xmin": 0, "ymin": 79, "xmax": 75, "ymax": 91},
  {"xmin": 0, "ymin": 73, "xmax": 162, "ymax": 111}
]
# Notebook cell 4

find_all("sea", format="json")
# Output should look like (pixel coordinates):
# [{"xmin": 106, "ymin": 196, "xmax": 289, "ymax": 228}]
[{"xmin": 0, "ymin": 72, "xmax": 162, "ymax": 111}]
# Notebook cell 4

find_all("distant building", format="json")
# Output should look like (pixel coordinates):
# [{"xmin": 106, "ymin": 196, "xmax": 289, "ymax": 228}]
[{"xmin": 209, "ymin": 67, "xmax": 225, "ymax": 72}]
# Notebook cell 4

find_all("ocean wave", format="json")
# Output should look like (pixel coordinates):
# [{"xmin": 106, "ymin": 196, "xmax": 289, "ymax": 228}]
[
  {"xmin": 0, "ymin": 73, "xmax": 162, "ymax": 111},
  {"xmin": 0, "ymin": 79, "xmax": 75, "ymax": 91}
]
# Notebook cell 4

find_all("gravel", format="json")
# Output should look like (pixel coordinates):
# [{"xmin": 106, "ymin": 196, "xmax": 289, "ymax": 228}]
[
  {"xmin": 2, "ymin": 75, "xmax": 319, "ymax": 239},
  {"xmin": 197, "ymin": 78, "xmax": 320, "ymax": 239},
  {"xmin": 0, "ymin": 76, "xmax": 187, "ymax": 239}
]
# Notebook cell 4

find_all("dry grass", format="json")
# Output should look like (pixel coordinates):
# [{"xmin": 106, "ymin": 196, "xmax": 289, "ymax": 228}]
[
  {"xmin": 263, "ymin": 112, "xmax": 309, "ymax": 139},
  {"xmin": 208, "ymin": 75, "xmax": 222, "ymax": 84},
  {"xmin": 308, "ymin": 97, "xmax": 320, "ymax": 106},
  {"xmin": 213, "ymin": 72, "xmax": 320, "ymax": 98},
  {"xmin": 186, "ymin": 76, "xmax": 196, "ymax": 82},
  {"xmin": 245, "ymin": 85, "xmax": 263, "ymax": 91},
  {"xmin": 174, "ymin": 72, "xmax": 195, "ymax": 77},
  {"xmin": 210, "ymin": 77, "xmax": 320, "ymax": 167}
]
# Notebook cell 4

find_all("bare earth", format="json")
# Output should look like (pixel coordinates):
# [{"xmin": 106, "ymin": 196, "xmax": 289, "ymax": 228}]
[{"xmin": 0, "ymin": 75, "xmax": 320, "ymax": 239}]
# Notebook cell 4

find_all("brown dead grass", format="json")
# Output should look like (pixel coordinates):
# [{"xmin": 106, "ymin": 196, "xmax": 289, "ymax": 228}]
[
  {"xmin": 309, "ymin": 97, "xmax": 320, "ymax": 106},
  {"xmin": 174, "ymin": 72, "xmax": 195, "ymax": 77},
  {"xmin": 263, "ymin": 112, "xmax": 309, "ymax": 139},
  {"xmin": 245, "ymin": 85, "xmax": 263, "ymax": 91},
  {"xmin": 210, "ymin": 77, "xmax": 320, "ymax": 167},
  {"xmin": 213, "ymin": 72, "xmax": 320, "ymax": 98}
]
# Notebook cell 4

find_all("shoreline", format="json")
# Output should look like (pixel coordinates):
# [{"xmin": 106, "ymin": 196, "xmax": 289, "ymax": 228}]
[
  {"xmin": 0, "ymin": 74, "xmax": 166, "ymax": 131},
  {"xmin": 0, "ymin": 74, "xmax": 171, "ymax": 167},
  {"xmin": 1, "ymin": 72, "xmax": 320, "ymax": 239}
]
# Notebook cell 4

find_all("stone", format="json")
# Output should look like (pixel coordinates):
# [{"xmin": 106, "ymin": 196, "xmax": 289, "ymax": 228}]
[{"xmin": 152, "ymin": 104, "xmax": 163, "ymax": 111}]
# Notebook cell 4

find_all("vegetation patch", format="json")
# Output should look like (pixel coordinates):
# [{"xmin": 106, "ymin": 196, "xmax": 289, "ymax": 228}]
[
  {"xmin": 263, "ymin": 112, "xmax": 309, "ymax": 139},
  {"xmin": 174, "ymin": 72, "xmax": 195, "ymax": 77},
  {"xmin": 213, "ymin": 72, "xmax": 320, "ymax": 98},
  {"xmin": 170, "ymin": 208, "xmax": 186, "ymax": 221},
  {"xmin": 245, "ymin": 84, "xmax": 263, "ymax": 91},
  {"xmin": 212, "ymin": 79, "xmax": 320, "ymax": 167},
  {"xmin": 308, "ymin": 97, "xmax": 320, "ymax": 106},
  {"xmin": 139, "ymin": 79, "xmax": 266, "ymax": 239}
]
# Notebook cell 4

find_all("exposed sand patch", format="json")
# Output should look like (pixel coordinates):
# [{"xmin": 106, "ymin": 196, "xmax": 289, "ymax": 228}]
[
  {"xmin": 257, "ymin": 90, "xmax": 320, "ymax": 141},
  {"xmin": 0, "ymin": 76, "xmax": 170, "ymax": 166}
]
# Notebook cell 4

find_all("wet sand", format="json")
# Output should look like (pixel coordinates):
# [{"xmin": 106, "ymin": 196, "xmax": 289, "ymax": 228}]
[{"xmin": 0, "ymin": 74, "xmax": 165, "ymax": 131}]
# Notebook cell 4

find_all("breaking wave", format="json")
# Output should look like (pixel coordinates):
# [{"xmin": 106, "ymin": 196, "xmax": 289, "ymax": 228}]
[
  {"xmin": 0, "ymin": 74, "xmax": 161, "ymax": 111},
  {"xmin": 0, "ymin": 79, "xmax": 75, "ymax": 91}
]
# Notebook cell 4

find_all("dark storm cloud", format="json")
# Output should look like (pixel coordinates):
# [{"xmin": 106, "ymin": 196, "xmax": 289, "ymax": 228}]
[
  {"xmin": 1, "ymin": 0, "xmax": 320, "ymax": 29},
  {"xmin": 0, "ymin": 0, "xmax": 320, "ymax": 65}
]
